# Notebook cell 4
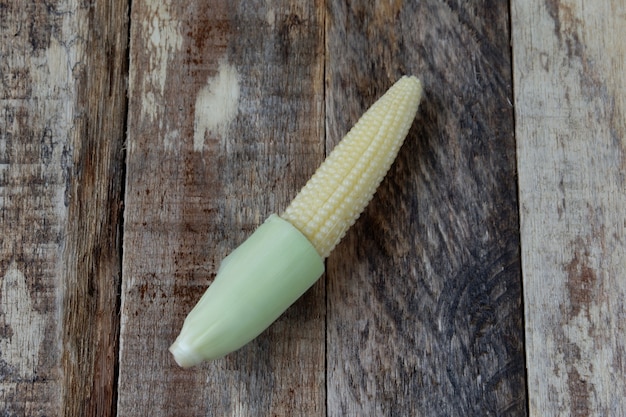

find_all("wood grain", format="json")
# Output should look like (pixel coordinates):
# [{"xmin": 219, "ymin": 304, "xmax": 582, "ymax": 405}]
[
  {"xmin": 13, "ymin": 0, "xmax": 625, "ymax": 415},
  {"xmin": 325, "ymin": 1, "xmax": 526, "ymax": 415},
  {"xmin": 118, "ymin": 0, "xmax": 325, "ymax": 415},
  {"xmin": 513, "ymin": 0, "xmax": 626, "ymax": 415},
  {"xmin": 0, "ymin": 0, "xmax": 128, "ymax": 416}
]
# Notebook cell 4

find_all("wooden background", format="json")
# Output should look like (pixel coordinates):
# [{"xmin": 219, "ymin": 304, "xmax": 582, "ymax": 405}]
[{"xmin": 1, "ymin": 0, "xmax": 624, "ymax": 416}]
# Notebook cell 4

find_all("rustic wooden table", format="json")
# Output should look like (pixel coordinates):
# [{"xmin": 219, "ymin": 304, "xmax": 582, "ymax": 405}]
[{"xmin": 1, "ymin": 0, "xmax": 624, "ymax": 416}]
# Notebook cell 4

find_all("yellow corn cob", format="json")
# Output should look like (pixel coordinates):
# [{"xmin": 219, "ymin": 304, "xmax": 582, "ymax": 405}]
[
  {"xmin": 170, "ymin": 76, "xmax": 422, "ymax": 366},
  {"xmin": 282, "ymin": 75, "xmax": 423, "ymax": 257}
]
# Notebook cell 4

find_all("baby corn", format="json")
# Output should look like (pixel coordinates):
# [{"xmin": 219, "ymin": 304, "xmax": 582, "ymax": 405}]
[
  {"xmin": 170, "ymin": 76, "xmax": 422, "ymax": 367},
  {"xmin": 282, "ymin": 76, "xmax": 422, "ymax": 258}
]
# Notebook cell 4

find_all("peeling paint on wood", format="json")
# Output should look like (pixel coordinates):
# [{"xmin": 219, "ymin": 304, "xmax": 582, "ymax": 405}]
[
  {"xmin": 138, "ymin": 0, "xmax": 183, "ymax": 125},
  {"xmin": 1, "ymin": 1, "xmax": 81, "ymax": 414},
  {"xmin": 1, "ymin": 0, "xmax": 128, "ymax": 415},
  {"xmin": 0, "ymin": 265, "xmax": 45, "ymax": 380},
  {"xmin": 193, "ymin": 59, "xmax": 240, "ymax": 152},
  {"xmin": 513, "ymin": 0, "xmax": 626, "ymax": 414},
  {"xmin": 118, "ymin": 1, "xmax": 325, "ymax": 415}
]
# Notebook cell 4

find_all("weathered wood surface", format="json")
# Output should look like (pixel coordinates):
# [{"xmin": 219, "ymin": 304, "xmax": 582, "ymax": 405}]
[
  {"xmin": 118, "ymin": 0, "xmax": 526, "ymax": 415},
  {"xmin": 16, "ymin": 0, "xmax": 626, "ymax": 415},
  {"xmin": 0, "ymin": 0, "xmax": 128, "ymax": 416},
  {"xmin": 118, "ymin": 0, "xmax": 326, "ymax": 416},
  {"xmin": 325, "ymin": 1, "xmax": 525, "ymax": 415},
  {"xmin": 513, "ymin": 0, "xmax": 626, "ymax": 415}
]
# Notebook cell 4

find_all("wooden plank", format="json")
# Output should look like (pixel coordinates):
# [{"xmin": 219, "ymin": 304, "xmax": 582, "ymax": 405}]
[
  {"xmin": 118, "ymin": 0, "xmax": 325, "ymax": 415},
  {"xmin": 0, "ymin": 0, "xmax": 128, "ymax": 416},
  {"xmin": 513, "ymin": 0, "xmax": 626, "ymax": 415},
  {"xmin": 325, "ymin": 1, "xmax": 526, "ymax": 415}
]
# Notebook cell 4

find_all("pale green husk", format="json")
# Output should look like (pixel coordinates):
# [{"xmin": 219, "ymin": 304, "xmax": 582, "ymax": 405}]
[{"xmin": 169, "ymin": 214, "xmax": 324, "ymax": 367}]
